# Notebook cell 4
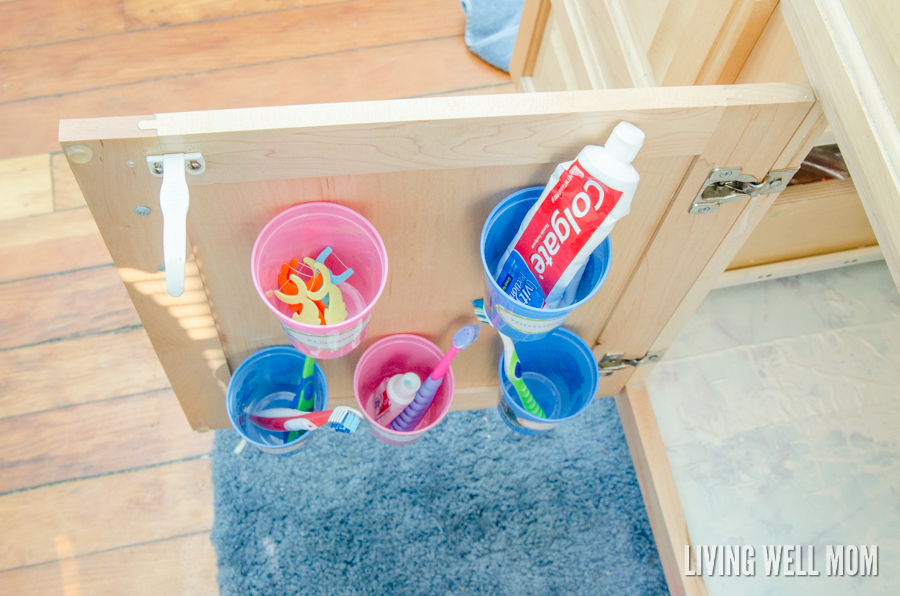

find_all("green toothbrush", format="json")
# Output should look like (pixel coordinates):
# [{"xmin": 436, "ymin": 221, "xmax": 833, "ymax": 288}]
[
  {"xmin": 287, "ymin": 355, "xmax": 316, "ymax": 442},
  {"xmin": 472, "ymin": 299, "xmax": 546, "ymax": 418},
  {"xmin": 497, "ymin": 334, "xmax": 546, "ymax": 418}
]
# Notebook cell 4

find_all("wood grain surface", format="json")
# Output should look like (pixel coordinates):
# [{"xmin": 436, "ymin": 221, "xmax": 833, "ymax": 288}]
[
  {"xmin": 0, "ymin": 155, "xmax": 53, "ymax": 221},
  {"xmin": 0, "ymin": 265, "xmax": 139, "ymax": 350},
  {"xmin": 0, "ymin": 207, "xmax": 110, "ymax": 283},
  {"xmin": 729, "ymin": 178, "xmax": 878, "ymax": 269},
  {"xmin": 60, "ymin": 83, "xmax": 812, "ymax": 426},
  {"xmin": 0, "ymin": 389, "xmax": 212, "ymax": 493},
  {"xmin": 617, "ymin": 383, "xmax": 708, "ymax": 596},
  {"xmin": 0, "ymin": 458, "xmax": 212, "ymax": 570},
  {"xmin": 0, "ymin": 3, "xmax": 504, "ymax": 160},
  {"xmin": 51, "ymin": 153, "xmax": 87, "ymax": 210},
  {"xmin": 0, "ymin": 532, "xmax": 217, "ymax": 596},
  {"xmin": 0, "ymin": 0, "xmax": 508, "ymax": 593},
  {"xmin": 783, "ymin": 0, "xmax": 900, "ymax": 296},
  {"xmin": 0, "ymin": 327, "xmax": 168, "ymax": 418},
  {"xmin": 0, "ymin": 0, "xmax": 463, "ymax": 104}
]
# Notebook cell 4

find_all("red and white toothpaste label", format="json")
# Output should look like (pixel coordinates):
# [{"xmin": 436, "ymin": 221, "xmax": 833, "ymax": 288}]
[{"xmin": 512, "ymin": 160, "xmax": 622, "ymax": 296}]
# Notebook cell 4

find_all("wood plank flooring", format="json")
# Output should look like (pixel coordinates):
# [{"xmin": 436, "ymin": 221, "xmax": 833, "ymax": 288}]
[{"xmin": 0, "ymin": 1, "xmax": 510, "ymax": 593}]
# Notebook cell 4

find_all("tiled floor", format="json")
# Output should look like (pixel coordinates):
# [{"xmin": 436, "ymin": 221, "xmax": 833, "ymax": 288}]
[{"xmin": 647, "ymin": 261, "xmax": 900, "ymax": 595}]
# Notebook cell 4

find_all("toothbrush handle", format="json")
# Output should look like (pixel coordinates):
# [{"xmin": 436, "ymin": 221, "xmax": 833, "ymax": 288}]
[
  {"xmin": 288, "ymin": 356, "xmax": 317, "ymax": 441},
  {"xmin": 514, "ymin": 378, "xmax": 545, "ymax": 418},
  {"xmin": 429, "ymin": 346, "xmax": 458, "ymax": 382},
  {"xmin": 507, "ymin": 349, "xmax": 546, "ymax": 419},
  {"xmin": 390, "ymin": 376, "xmax": 443, "ymax": 432}
]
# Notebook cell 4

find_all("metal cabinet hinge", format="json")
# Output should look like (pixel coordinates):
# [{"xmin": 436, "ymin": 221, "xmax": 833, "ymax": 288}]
[
  {"xmin": 598, "ymin": 350, "xmax": 666, "ymax": 376},
  {"xmin": 689, "ymin": 167, "xmax": 799, "ymax": 214}
]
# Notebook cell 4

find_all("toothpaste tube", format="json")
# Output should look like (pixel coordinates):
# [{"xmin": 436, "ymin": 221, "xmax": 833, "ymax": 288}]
[{"xmin": 495, "ymin": 122, "xmax": 644, "ymax": 308}]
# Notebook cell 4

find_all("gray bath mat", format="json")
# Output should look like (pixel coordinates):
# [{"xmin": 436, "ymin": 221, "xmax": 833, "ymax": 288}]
[{"xmin": 211, "ymin": 397, "xmax": 667, "ymax": 595}]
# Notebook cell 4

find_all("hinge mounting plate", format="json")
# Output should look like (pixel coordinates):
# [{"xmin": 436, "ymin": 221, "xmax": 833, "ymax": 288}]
[
  {"xmin": 146, "ymin": 152, "xmax": 206, "ymax": 176},
  {"xmin": 689, "ymin": 167, "xmax": 799, "ymax": 214},
  {"xmin": 598, "ymin": 351, "xmax": 666, "ymax": 376}
]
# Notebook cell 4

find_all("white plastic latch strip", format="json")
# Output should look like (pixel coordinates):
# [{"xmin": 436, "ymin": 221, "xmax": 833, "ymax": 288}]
[{"xmin": 146, "ymin": 153, "xmax": 205, "ymax": 297}]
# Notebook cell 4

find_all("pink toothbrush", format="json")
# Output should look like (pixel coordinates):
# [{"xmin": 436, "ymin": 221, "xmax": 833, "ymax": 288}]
[{"xmin": 390, "ymin": 324, "xmax": 481, "ymax": 431}]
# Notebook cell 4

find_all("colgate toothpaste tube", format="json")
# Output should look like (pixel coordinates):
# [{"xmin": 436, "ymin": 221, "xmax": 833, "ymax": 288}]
[{"xmin": 494, "ymin": 122, "xmax": 644, "ymax": 309}]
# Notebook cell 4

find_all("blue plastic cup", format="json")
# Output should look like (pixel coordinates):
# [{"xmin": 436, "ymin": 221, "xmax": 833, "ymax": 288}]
[
  {"xmin": 226, "ymin": 346, "xmax": 329, "ymax": 455},
  {"xmin": 480, "ymin": 186, "xmax": 612, "ymax": 342},
  {"xmin": 497, "ymin": 327, "xmax": 599, "ymax": 435}
]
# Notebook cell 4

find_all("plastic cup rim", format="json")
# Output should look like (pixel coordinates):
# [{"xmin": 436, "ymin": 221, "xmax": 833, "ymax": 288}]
[
  {"xmin": 480, "ymin": 186, "xmax": 612, "ymax": 317},
  {"xmin": 225, "ymin": 345, "xmax": 329, "ymax": 449},
  {"xmin": 251, "ymin": 202, "xmax": 389, "ymax": 332},
  {"xmin": 353, "ymin": 334, "xmax": 454, "ymax": 437},
  {"xmin": 497, "ymin": 327, "xmax": 598, "ymax": 424}
]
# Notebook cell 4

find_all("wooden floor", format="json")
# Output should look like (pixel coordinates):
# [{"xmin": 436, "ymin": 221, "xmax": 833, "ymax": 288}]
[{"xmin": 0, "ymin": 1, "xmax": 510, "ymax": 593}]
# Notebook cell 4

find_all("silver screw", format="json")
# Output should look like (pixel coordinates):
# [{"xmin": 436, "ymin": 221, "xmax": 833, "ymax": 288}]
[
  {"xmin": 126, "ymin": 160, "xmax": 135, "ymax": 168},
  {"xmin": 152, "ymin": 162, "xmax": 163, "ymax": 175},
  {"xmin": 188, "ymin": 160, "xmax": 201, "ymax": 171},
  {"xmin": 157, "ymin": 264, "xmax": 166, "ymax": 271},
  {"xmin": 135, "ymin": 206, "xmax": 152, "ymax": 216},
  {"xmin": 718, "ymin": 170, "xmax": 735, "ymax": 179},
  {"xmin": 697, "ymin": 205, "xmax": 712, "ymax": 213}
]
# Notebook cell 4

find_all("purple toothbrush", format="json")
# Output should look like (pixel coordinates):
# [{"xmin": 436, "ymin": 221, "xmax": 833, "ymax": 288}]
[{"xmin": 390, "ymin": 324, "xmax": 480, "ymax": 432}]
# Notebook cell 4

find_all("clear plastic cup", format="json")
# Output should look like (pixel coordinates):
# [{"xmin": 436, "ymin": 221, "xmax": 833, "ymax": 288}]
[
  {"xmin": 480, "ymin": 187, "xmax": 612, "ymax": 342},
  {"xmin": 251, "ymin": 202, "xmax": 388, "ymax": 359},
  {"xmin": 353, "ymin": 334, "xmax": 455, "ymax": 446},
  {"xmin": 496, "ymin": 327, "xmax": 598, "ymax": 435},
  {"xmin": 226, "ymin": 346, "xmax": 329, "ymax": 454}
]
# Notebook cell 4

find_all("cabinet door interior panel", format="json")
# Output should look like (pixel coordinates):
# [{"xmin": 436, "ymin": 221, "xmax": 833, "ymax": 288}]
[{"xmin": 60, "ymin": 84, "xmax": 816, "ymax": 428}]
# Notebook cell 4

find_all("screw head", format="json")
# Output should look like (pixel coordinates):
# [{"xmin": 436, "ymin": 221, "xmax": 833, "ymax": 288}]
[
  {"xmin": 157, "ymin": 264, "xmax": 166, "ymax": 271},
  {"xmin": 697, "ymin": 205, "xmax": 712, "ymax": 213},
  {"xmin": 152, "ymin": 162, "xmax": 163, "ymax": 175},
  {"xmin": 134, "ymin": 206, "xmax": 152, "ymax": 216},
  {"xmin": 126, "ymin": 160, "xmax": 135, "ymax": 168},
  {"xmin": 718, "ymin": 170, "xmax": 735, "ymax": 179},
  {"xmin": 188, "ymin": 160, "xmax": 201, "ymax": 171}
]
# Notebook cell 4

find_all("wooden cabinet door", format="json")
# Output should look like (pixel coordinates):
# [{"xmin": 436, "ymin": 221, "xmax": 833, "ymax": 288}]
[{"xmin": 60, "ymin": 83, "xmax": 824, "ymax": 431}]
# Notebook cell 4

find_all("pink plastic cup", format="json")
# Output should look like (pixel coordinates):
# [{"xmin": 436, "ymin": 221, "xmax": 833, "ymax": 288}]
[
  {"xmin": 353, "ymin": 334, "xmax": 455, "ymax": 446},
  {"xmin": 251, "ymin": 203, "xmax": 388, "ymax": 359}
]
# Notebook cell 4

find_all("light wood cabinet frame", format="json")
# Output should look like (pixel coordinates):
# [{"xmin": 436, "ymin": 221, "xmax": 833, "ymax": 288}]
[
  {"xmin": 507, "ymin": 2, "xmax": 900, "ymax": 595},
  {"xmin": 60, "ymin": 84, "xmax": 821, "ymax": 425}
]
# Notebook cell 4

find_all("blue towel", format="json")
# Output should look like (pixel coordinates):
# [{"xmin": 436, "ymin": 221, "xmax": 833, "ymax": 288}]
[{"xmin": 461, "ymin": 0, "xmax": 526, "ymax": 72}]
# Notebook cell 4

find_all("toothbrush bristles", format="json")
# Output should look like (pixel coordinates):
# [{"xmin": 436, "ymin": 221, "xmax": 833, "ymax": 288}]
[
  {"xmin": 472, "ymin": 299, "xmax": 489, "ymax": 323},
  {"xmin": 328, "ymin": 406, "xmax": 362, "ymax": 434}
]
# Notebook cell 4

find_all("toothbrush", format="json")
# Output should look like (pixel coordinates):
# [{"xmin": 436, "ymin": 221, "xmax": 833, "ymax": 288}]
[
  {"xmin": 286, "ymin": 354, "xmax": 317, "ymax": 442},
  {"xmin": 472, "ymin": 299, "xmax": 546, "ymax": 418},
  {"xmin": 389, "ymin": 324, "xmax": 481, "ymax": 432},
  {"xmin": 283, "ymin": 245, "xmax": 351, "ymax": 441},
  {"xmin": 250, "ymin": 406, "xmax": 363, "ymax": 434},
  {"xmin": 294, "ymin": 355, "xmax": 317, "ymax": 412}
]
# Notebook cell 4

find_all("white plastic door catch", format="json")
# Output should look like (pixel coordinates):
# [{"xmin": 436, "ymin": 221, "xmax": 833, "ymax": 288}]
[{"xmin": 146, "ymin": 153, "xmax": 205, "ymax": 297}]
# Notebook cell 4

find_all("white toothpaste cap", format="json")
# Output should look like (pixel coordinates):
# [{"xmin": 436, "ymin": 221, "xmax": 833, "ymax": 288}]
[
  {"xmin": 606, "ymin": 122, "xmax": 645, "ymax": 163},
  {"xmin": 388, "ymin": 372, "xmax": 421, "ymax": 406}
]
